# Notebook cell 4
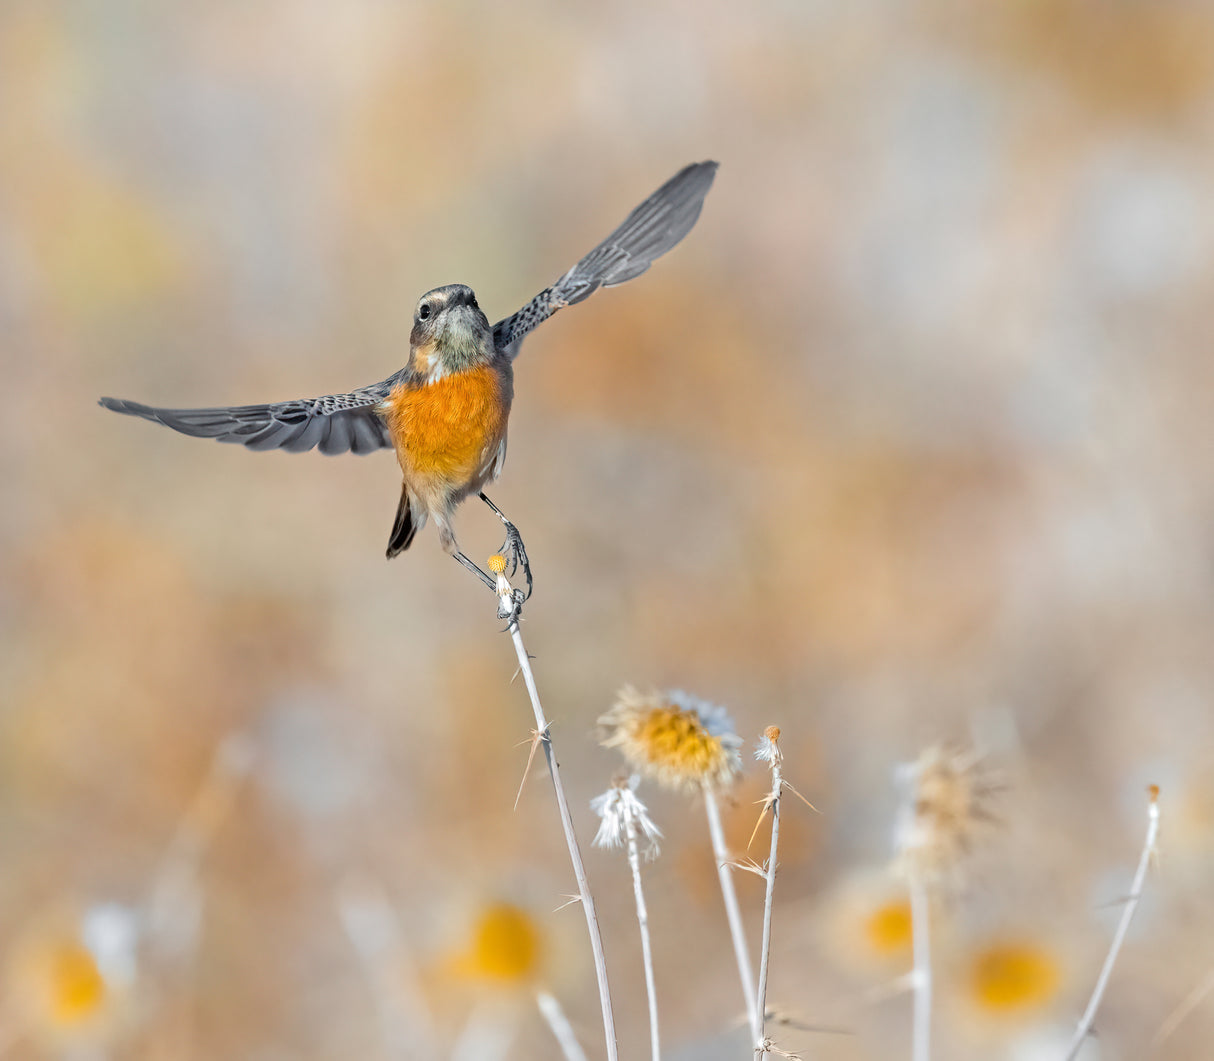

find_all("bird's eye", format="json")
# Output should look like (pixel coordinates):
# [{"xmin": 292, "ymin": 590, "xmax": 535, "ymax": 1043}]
[
  {"xmin": 469, "ymin": 295, "xmax": 478, "ymax": 309},
  {"xmin": 418, "ymin": 304, "xmax": 432, "ymax": 321}
]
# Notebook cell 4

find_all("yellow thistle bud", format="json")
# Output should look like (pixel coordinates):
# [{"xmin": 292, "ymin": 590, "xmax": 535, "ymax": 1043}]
[{"xmin": 486, "ymin": 554, "xmax": 508, "ymax": 575}]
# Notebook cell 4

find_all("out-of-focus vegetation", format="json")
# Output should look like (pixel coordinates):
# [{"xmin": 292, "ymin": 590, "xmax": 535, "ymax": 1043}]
[{"xmin": 3, "ymin": 1, "xmax": 1214, "ymax": 1057}]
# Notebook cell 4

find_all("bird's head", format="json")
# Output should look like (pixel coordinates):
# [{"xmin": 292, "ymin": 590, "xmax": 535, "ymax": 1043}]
[{"xmin": 410, "ymin": 284, "xmax": 494, "ymax": 376}]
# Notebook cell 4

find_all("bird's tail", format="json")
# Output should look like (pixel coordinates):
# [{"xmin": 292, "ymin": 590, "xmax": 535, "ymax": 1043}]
[{"xmin": 386, "ymin": 485, "xmax": 422, "ymax": 558}]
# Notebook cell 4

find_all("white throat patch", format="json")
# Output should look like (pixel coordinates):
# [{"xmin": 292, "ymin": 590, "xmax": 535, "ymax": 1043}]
[{"xmin": 425, "ymin": 360, "xmax": 451, "ymax": 384}]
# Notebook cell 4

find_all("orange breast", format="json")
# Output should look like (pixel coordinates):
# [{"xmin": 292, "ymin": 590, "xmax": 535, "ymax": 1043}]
[{"xmin": 382, "ymin": 365, "xmax": 508, "ymax": 484}]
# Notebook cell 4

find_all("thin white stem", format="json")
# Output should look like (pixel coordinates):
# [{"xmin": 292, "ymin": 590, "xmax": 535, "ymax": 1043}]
[
  {"xmin": 1150, "ymin": 966, "xmax": 1214, "ymax": 1054},
  {"xmin": 754, "ymin": 763, "xmax": 782, "ymax": 1058},
  {"xmin": 505, "ymin": 614, "xmax": 618, "ymax": 1061},
  {"xmin": 909, "ymin": 871, "xmax": 931, "ymax": 1061},
  {"xmin": 703, "ymin": 784, "xmax": 760, "ymax": 1044},
  {"xmin": 622, "ymin": 800, "xmax": 661, "ymax": 1061},
  {"xmin": 336, "ymin": 875, "xmax": 437, "ymax": 1058},
  {"xmin": 536, "ymin": 991, "xmax": 589, "ymax": 1061},
  {"xmin": 450, "ymin": 999, "xmax": 516, "ymax": 1061},
  {"xmin": 147, "ymin": 732, "xmax": 254, "ymax": 958},
  {"xmin": 1065, "ymin": 792, "xmax": 1161, "ymax": 1061},
  {"xmin": 141, "ymin": 731, "xmax": 254, "ymax": 1061}
]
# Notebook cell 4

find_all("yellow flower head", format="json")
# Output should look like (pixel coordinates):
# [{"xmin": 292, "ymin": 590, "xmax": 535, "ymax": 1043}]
[
  {"xmin": 818, "ymin": 871, "xmax": 916, "ymax": 976},
  {"xmin": 865, "ymin": 898, "xmax": 914, "ymax": 956},
  {"xmin": 457, "ymin": 902, "xmax": 543, "ymax": 986},
  {"xmin": 895, "ymin": 743, "xmax": 1000, "ymax": 885},
  {"xmin": 41, "ymin": 940, "xmax": 107, "ymax": 1026},
  {"xmin": 598, "ymin": 687, "xmax": 743, "ymax": 792},
  {"xmin": 968, "ymin": 940, "xmax": 1061, "ymax": 1017},
  {"xmin": 8, "ymin": 905, "xmax": 138, "ymax": 1048}
]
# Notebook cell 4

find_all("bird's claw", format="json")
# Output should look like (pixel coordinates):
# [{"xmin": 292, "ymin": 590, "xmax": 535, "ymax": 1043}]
[
  {"xmin": 498, "ymin": 524, "xmax": 533, "ymax": 601},
  {"xmin": 497, "ymin": 587, "xmax": 527, "ymax": 626}
]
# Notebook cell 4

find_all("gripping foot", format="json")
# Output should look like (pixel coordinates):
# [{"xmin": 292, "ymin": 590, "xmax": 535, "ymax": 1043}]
[{"xmin": 480, "ymin": 493, "xmax": 533, "ymax": 602}]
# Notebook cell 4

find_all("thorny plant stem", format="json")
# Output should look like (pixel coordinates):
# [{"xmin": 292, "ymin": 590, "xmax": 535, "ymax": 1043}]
[
  {"xmin": 754, "ymin": 757, "xmax": 782, "ymax": 1058},
  {"xmin": 703, "ymin": 784, "xmax": 761, "ymax": 1045},
  {"xmin": 622, "ymin": 799, "xmax": 661, "ymax": 1061},
  {"xmin": 505, "ymin": 613, "xmax": 618, "ymax": 1061},
  {"xmin": 909, "ymin": 870, "xmax": 932, "ymax": 1061},
  {"xmin": 1064, "ymin": 788, "xmax": 1161, "ymax": 1061},
  {"xmin": 537, "ymin": 991, "xmax": 589, "ymax": 1061}
]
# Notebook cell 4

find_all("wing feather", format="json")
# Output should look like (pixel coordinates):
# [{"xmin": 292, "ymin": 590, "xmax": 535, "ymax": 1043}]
[
  {"xmin": 99, "ymin": 376, "xmax": 400, "ymax": 456},
  {"xmin": 493, "ymin": 161, "xmax": 718, "ymax": 358}
]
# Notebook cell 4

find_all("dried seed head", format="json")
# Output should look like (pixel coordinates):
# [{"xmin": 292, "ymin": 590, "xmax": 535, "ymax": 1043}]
[
  {"xmin": 755, "ymin": 726, "xmax": 783, "ymax": 764},
  {"xmin": 591, "ymin": 775, "xmax": 662, "ymax": 854},
  {"xmin": 598, "ymin": 687, "xmax": 742, "ymax": 793},
  {"xmin": 894, "ymin": 743, "xmax": 1000, "ymax": 886}
]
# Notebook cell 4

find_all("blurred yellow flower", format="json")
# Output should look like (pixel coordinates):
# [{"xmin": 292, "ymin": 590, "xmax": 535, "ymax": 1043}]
[
  {"xmin": 42, "ymin": 940, "xmax": 107, "ymax": 1026},
  {"xmin": 598, "ymin": 687, "xmax": 742, "ymax": 792},
  {"xmin": 24, "ymin": 163, "xmax": 188, "ymax": 319},
  {"xmin": 456, "ymin": 903, "xmax": 543, "ymax": 986},
  {"xmin": 968, "ymin": 941, "xmax": 1061, "ymax": 1015},
  {"xmin": 818, "ymin": 871, "xmax": 916, "ymax": 977},
  {"xmin": 865, "ymin": 898, "xmax": 914, "ymax": 956},
  {"xmin": 7, "ymin": 906, "xmax": 137, "ymax": 1048}
]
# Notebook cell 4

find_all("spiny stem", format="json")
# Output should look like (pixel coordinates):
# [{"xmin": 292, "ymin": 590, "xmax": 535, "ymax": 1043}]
[
  {"xmin": 909, "ymin": 870, "xmax": 931, "ymax": 1061},
  {"xmin": 503, "ymin": 605, "xmax": 617, "ymax": 1061},
  {"xmin": 703, "ymin": 784, "xmax": 761, "ymax": 1044},
  {"xmin": 1064, "ymin": 787, "xmax": 1161, "ymax": 1061},
  {"xmin": 622, "ymin": 798, "xmax": 661, "ymax": 1061},
  {"xmin": 754, "ymin": 743, "xmax": 783, "ymax": 1058}
]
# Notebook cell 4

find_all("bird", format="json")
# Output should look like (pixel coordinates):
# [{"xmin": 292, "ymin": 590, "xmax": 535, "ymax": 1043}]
[{"xmin": 101, "ymin": 161, "xmax": 719, "ymax": 614}]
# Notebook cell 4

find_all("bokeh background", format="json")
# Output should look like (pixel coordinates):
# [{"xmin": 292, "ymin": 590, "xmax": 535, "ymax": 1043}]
[{"xmin": 3, "ymin": 1, "xmax": 1214, "ymax": 1058}]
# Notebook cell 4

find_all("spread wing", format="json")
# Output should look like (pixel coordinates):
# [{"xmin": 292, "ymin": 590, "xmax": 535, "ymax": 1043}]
[
  {"xmin": 492, "ymin": 160, "xmax": 718, "ymax": 360},
  {"xmin": 99, "ymin": 376, "xmax": 402, "ymax": 455}
]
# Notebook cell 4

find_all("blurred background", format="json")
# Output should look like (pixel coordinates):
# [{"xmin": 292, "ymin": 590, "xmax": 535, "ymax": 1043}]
[{"xmin": 3, "ymin": 1, "xmax": 1214, "ymax": 1058}]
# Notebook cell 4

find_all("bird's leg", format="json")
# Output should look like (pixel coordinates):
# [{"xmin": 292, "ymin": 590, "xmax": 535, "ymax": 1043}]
[
  {"xmin": 441, "ymin": 513, "xmax": 525, "ymax": 620},
  {"xmin": 479, "ymin": 492, "xmax": 533, "ymax": 601},
  {"xmin": 452, "ymin": 550, "xmax": 497, "ymax": 592},
  {"xmin": 451, "ymin": 550, "xmax": 525, "ymax": 622}
]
